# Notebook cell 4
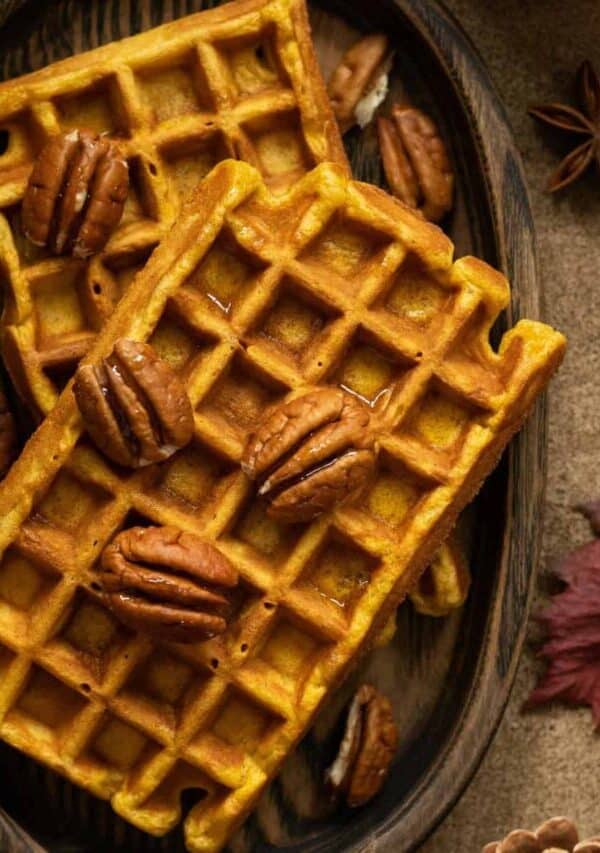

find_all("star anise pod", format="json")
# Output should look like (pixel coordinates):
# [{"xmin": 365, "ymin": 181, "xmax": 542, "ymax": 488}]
[{"xmin": 528, "ymin": 60, "xmax": 600, "ymax": 191}]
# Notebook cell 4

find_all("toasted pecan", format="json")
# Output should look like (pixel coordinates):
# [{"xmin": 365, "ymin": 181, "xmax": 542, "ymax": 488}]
[
  {"xmin": 378, "ymin": 105, "xmax": 453, "ymax": 222},
  {"xmin": 22, "ymin": 128, "xmax": 129, "ymax": 258},
  {"xmin": 328, "ymin": 35, "xmax": 390, "ymax": 133},
  {"xmin": 325, "ymin": 684, "xmax": 398, "ymax": 807},
  {"xmin": 100, "ymin": 525, "xmax": 238, "ymax": 643},
  {"xmin": 74, "ymin": 339, "xmax": 193, "ymax": 468},
  {"xmin": 242, "ymin": 388, "xmax": 376, "ymax": 522}
]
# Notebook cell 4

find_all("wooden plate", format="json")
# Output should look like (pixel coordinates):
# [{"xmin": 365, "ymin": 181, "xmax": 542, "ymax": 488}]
[{"xmin": 0, "ymin": 1, "xmax": 543, "ymax": 851}]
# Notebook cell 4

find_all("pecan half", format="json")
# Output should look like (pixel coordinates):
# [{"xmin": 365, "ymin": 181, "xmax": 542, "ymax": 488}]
[
  {"xmin": 241, "ymin": 388, "xmax": 376, "ymax": 522},
  {"xmin": 100, "ymin": 526, "xmax": 238, "ymax": 643},
  {"xmin": 325, "ymin": 684, "xmax": 398, "ymax": 807},
  {"xmin": 328, "ymin": 35, "xmax": 390, "ymax": 134},
  {"xmin": 377, "ymin": 104, "xmax": 454, "ymax": 222},
  {"xmin": 21, "ymin": 128, "xmax": 129, "ymax": 258},
  {"xmin": 73, "ymin": 339, "xmax": 193, "ymax": 468},
  {"xmin": 0, "ymin": 383, "xmax": 17, "ymax": 479}
]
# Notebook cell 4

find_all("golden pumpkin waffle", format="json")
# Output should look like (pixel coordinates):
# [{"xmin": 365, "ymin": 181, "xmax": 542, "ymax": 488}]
[
  {"xmin": 373, "ymin": 536, "xmax": 469, "ymax": 649},
  {"xmin": 410, "ymin": 534, "xmax": 470, "ymax": 617},
  {"xmin": 0, "ymin": 0, "xmax": 347, "ymax": 418},
  {"xmin": 0, "ymin": 160, "xmax": 564, "ymax": 852}
]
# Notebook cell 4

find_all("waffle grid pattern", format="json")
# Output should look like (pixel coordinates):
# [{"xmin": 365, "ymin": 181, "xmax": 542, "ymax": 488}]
[
  {"xmin": 0, "ymin": 161, "xmax": 564, "ymax": 852},
  {"xmin": 0, "ymin": 0, "xmax": 347, "ymax": 416}
]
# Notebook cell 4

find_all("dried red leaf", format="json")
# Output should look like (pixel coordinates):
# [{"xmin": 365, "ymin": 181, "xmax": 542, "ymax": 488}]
[{"xmin": 525, "ymin": 532, "xmax": 600, "ymax": 727}]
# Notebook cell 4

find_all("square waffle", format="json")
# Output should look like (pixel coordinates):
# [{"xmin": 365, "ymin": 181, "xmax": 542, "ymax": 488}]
[
  {"xmin": 0, "ymin": 159, "xmax": 564, "ymax": 852},
  {"xmin": 0, "ymin": 0, "xmax": 348, "ymax": 417}
]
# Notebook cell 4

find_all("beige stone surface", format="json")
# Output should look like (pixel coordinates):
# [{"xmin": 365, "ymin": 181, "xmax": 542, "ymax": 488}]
[{"xmin": 422, "ymin": 1, "xmax": 600, "ymax": 850}]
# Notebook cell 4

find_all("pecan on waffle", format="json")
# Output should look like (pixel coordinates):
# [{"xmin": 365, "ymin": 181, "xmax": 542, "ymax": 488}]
[
  {"xmin": 0, "ymin": 0, "xmax": 348, "ymax": 418},
  {"xmin": 0, "ymin": 160, "xmax": 565, "ymax": 852}
]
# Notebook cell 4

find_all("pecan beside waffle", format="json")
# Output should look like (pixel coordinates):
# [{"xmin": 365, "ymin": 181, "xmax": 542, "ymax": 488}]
[
  {"xmin": 73, "ymin": 339, "xmax": 193, "ymax": 468},
  {"xmin": 242, "ymin": 388, "xmax": 376, "ymax": 522},
  {"xmin": 328, "ymin": 35, "xmax": 390, "ymax": 133},
  {"xmin": 326, "ymin": 684, "xmax": 398, "ymax": 807},
  {"xmin": 378, "ymin": 104, "xmax": 454, "ymax": 223},
  {"xmin": 21, "ymin": 128, "xmax": 129, "ymax": 258},
  {"xmin": 100, "ymin": 526, "xmax": 238, "ymax": 643}
]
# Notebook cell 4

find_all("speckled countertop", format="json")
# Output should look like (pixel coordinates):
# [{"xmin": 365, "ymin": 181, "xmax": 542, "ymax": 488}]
[{"xmin": 422, "ymin": 1, "xmax": 600, "ymax": 849}]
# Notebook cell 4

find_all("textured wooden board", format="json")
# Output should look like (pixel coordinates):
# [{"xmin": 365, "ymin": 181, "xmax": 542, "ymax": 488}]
[{"xmin": 0, "ymin": 1, "xmax": 542, "ymax": 851}]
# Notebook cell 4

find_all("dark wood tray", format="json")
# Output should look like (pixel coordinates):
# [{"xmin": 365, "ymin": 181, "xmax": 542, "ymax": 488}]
[{"xmin": 0, "ymin": 0, "xmax": 544, "ymax": 851}]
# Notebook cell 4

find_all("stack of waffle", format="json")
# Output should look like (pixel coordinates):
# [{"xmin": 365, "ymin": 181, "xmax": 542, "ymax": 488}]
[
  {"xmin": 0, "ymin": 3, "xmax": 565, "ymax": 852},
  {"xmin": 0, "ymin": 0, "xmax": 347, "ymax": 417}
]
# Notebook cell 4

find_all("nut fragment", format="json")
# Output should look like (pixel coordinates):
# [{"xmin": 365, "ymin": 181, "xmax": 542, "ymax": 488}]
[
  {"xmin": 325, "ymin": 684, "xmax": 398, "ymax": 807},
  {"xmin": 328, "ymin": 35, "xmax": 390, "ymax": 133},
  {"xmin": 73, "ymin": 338, "xmax": 193, "ymax": 468},
  {"xmin": 0, "ymin": 383, "xmax": 17, "ymax": 478},
  {"xmin": 497, "ymin": 832, "xmax": 544, "ymax": 853},
  {"xmin": 536, "ymin": 818, "xmax": 580, "ymax": 852},
  {"xmin": 483, "ymin": 817, "xmax": 584, "ymax": 853},
  {"xmin": 242, "ymin": 388, "xmax": 376, "ymax": 522},
  {"xmin": 377, "ymin": 104, "xmax": 454, "ymax": 222},
  {"xmin": 100, "ymin": 525, "xmax": 238, "ymax": 643},
  {"xmin": 21, "ymin": 128, "xmax": 129, "ymax": 258}
]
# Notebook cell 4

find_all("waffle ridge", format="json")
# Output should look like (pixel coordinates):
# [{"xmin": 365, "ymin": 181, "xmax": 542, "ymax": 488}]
[
  {"xmin": 0, "ymin": 159, "xmax": 565, "ymax": 852},
  {"xmin": 0, "ymin": 0, "xmax": 348, "ymax": 417}
]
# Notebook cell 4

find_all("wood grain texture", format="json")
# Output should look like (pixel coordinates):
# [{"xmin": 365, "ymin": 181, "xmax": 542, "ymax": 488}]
[
  {"xmin": 0, "ymin": 1, "xmax": 543, "ymax": 851},
  {"xmin": 0, "ymin": 808, "xmax": 45, "ymax": 853},
  {"xmin": 0, "ymin": 0, "xmax": 25, "ymax": 26}
]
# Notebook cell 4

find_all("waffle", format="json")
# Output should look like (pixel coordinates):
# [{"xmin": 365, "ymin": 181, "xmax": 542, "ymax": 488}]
[
  {"xmin": 0, "ymin": 0, "xmax": 347, "ymax": 418},
  {"xmin": 371, "ymin": 535, "xmax": 469, "ymax": 650},
  {"xmin": 0, "ymin": 159, "xmax": 564, "ymax": 852},
  {"xmin": 410, "ymin": 535, "xmax": 470, "ymax": 617}
]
